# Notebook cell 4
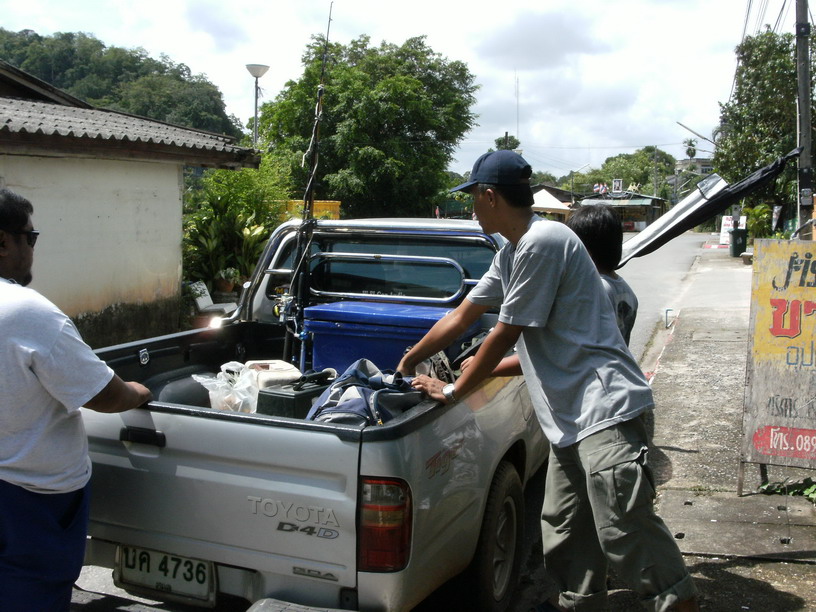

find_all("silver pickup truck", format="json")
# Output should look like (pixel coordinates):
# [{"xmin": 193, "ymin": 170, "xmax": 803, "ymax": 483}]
[{"xmin": 82, "ymin": 218, "xmax": 548, "ymax": 612}]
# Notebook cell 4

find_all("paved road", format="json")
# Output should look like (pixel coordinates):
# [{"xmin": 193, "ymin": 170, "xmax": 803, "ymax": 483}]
[{"xmin": 619, "ymin": 231, "xmax": 709, "ymax": 364}]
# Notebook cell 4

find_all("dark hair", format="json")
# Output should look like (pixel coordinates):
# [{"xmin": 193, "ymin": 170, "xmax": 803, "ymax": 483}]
[
  {"xmin": 566, "ymin": 204, "xmax": 622, "ymax": 273},
  {"xmin": 476, "ymin": 169, "xmax": 534, "ymax": 208},
  {"xmin": 0, "ymin": 188, "xmax": 33, "ymax": 232}
]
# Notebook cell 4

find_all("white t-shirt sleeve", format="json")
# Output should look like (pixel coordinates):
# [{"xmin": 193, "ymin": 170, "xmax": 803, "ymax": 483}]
[
  {"xmin": 31, "ymin": 316, "xmax": 114, "ymax": 411},
  {"xmin": 467, "ymin": 251, "xmax": 505, "ymax": 307}
]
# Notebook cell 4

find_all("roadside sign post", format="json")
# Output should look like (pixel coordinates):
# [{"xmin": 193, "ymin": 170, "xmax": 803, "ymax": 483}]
[{"xmin": 739, "ymin": 239, "xmax": 816, "ymax": 493}]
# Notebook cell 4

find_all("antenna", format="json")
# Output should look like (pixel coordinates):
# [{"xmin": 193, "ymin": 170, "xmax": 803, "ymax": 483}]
[
  {"xmin": 285, "ymin": 1, "xmax": 334, "ymax": 366},
  {"xmin": 515, "ymin": 72, "xmax": 519, "ymax": 141}
]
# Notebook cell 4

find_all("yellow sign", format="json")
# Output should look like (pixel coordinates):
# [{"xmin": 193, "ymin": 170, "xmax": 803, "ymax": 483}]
[
  {"xmin": 285, "ymin": 200, "xmax": 341, "ymax": 219},
  {"xmin": 742, "ymin": 240, "xmax": 816, "ymax": 469},
  {"xmin": 750, "ymin": 240, "xmax": 816, "ymax": 365}
]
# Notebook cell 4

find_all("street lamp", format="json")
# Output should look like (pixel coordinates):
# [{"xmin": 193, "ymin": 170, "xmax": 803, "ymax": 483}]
[{"xmin": 246, "ymin": 64, "xmax": 270, "ymax": 146}]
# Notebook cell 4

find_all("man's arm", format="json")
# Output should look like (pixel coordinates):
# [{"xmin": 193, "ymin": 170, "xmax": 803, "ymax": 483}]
[
  {"xmin": 411, "ymin": 321, "xmax": 523, "ymax": 403},
  {"xmin": 84, "ymin": 375, "xmax": 152, "ymax": 414},
  {"xmin": 397, "ymin": 299, "xmax": 489, "ymax": 374},
  {"xmin": 462, "ymin": 353, "xmax": 523, "ymax": 377}
]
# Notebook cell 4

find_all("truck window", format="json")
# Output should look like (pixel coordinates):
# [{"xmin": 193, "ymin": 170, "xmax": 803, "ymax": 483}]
[
  {"xmin": 310, "ymin": 257, "xmax": 464, "ymax": 299},
  {"xmin": 273, "ymin": 234, "xmax": 495, "ymax": 278}
]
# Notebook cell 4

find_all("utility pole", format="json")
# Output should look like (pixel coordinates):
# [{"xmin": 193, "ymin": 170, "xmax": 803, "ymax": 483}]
[
  {"xmin": 796, "ymin": 0, "xmax": 813, "ymax": 235},
  {"xmin": 653, "ymin": 146, "xmax": 659, "ymax": 196}
]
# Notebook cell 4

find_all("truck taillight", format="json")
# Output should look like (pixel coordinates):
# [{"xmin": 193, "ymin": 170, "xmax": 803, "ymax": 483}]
[{"xmin": 358, "ymin": 477, "xmax": 412, "ymax": 572}]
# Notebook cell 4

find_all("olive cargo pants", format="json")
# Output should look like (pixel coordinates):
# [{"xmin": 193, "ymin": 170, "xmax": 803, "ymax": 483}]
[{"xmin": 541, "ymin": 417, "xmax": 696, "ymax": 611}]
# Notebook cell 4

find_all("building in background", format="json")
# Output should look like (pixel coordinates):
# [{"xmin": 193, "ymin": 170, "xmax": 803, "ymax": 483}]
[{"xmin": 0, "ymin": 60, "xmax": 259, "ymax": 346}]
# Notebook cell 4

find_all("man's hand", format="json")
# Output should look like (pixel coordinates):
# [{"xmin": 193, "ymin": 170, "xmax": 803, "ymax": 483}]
[
  {"xmin": 410, "ymin": 374, "xmax": 448, "ymax": 403},
  {"xmin": 396, "ymin": 354, "xmax": 417, "ymax": 377},
  {"xmin": 85, "ymin": 375, "xmax": 152, "ymax": 413}
]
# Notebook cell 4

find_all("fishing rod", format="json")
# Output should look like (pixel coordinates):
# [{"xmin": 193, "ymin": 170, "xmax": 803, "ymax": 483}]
[{"xmin": 284, "ymin": 2, "xmax": 333, "ymax": 370}]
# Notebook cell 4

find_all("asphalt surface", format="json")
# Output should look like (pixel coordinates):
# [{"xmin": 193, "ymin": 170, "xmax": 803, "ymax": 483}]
[{"xmin": 73, "ymin": 234, "xmax": 816, "ymax": 611}]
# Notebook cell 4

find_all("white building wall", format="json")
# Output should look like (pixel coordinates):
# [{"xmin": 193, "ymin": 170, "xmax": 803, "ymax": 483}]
[{"xmin": 0, "ymin": 155, "xmax": 182, "ymax": 316}]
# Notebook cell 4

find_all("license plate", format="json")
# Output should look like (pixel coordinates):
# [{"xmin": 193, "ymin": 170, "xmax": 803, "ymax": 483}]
[{"xmin": 115, "ymin": 545, "xmax": 215, "ymax": 605}]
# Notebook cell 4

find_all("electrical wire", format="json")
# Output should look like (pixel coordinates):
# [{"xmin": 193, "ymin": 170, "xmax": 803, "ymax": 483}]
[
  {"xmin": 730, "ymin": 0, "xmax": 754, "ymax": 101},
  {"xmin": 772, "ymin": 0, "xmax": 791, "ymax": 33},
  {"xmin": 753, "ymin": 0, "xmax": 770, "ymax": 34}
]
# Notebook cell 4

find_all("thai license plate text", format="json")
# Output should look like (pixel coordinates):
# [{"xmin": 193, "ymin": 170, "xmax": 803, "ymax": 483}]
[{"xmin": 116, "ymin": 545, "xmax": 214, "ymax": 603}]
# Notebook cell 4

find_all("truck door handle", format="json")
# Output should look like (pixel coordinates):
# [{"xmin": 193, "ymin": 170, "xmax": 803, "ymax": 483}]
[{"xmin": 120, "ymin": 426, "xmax": 167, "ymax": 448}]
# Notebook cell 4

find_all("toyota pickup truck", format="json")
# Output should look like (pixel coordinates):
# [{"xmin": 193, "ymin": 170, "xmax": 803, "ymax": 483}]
[{"xmin": 82, "ymin": 218, "xmax": 548, "ymax": 612}]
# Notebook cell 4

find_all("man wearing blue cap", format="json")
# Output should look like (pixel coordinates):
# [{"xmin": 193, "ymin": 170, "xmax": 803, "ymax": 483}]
[{"xmin": 398, "ymin": 150, "xmax": 698, "ymax": 611}]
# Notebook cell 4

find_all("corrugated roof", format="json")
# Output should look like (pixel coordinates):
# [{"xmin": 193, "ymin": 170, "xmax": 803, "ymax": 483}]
[
  {"xmin": 1, "ymin": 97, "xmax": 239, "ymax": 151},
  {"xmin": 0, "ymin": 59, "xmax": 258, "ymax": 169}
]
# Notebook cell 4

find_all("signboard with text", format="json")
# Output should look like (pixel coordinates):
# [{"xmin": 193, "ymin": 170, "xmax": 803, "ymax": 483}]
[
  {"xmin": 720, "ymin": 215, "xmax": 747, "ymax": 245},
  {"xmin": 742, "ymin": 240, "xmax": 816, "ymax": 472}
]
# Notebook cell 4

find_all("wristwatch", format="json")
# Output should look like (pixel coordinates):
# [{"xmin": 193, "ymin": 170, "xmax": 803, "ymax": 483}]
[{"xmin": 442, "ymin": 383, "xmax": 456, "ymax": 403}]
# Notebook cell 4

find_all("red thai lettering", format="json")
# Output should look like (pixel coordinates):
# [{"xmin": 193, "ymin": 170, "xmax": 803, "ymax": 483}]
[{"xmin": 770, "ymin": 299, "xmax": 816, "ymax": 338}]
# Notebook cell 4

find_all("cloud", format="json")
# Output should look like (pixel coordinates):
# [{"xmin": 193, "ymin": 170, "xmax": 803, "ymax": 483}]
[
  {"xmin": 184, "ymin": 0, "xmax": 248, "ymax": 53},
  {"xmin": 476, "ymin": 11, "xmax": 616, "ymax": 71}
]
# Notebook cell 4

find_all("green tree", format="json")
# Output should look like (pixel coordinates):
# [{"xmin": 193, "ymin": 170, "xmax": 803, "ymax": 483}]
[
  {"xmin": 110, "ymin": 73, "xmax": 238, "ymax": 135},
  {"xmin": 494, "ymin": 134, "xmax": 521, "ymax": 151},
  {"xmin": 0, "ymin": 28, "xmax": 242, "ymax": 138},
  {"xmin": 260, "ymin": 35, "xmax": 477, "ymax": 218},
  {"xmin": 684, "ymin": 138, "xmax": 697, "ymax": 159},
  {"xmin": 601, "ymin": 147, "xmax": 675, "ymax": 193},
  {"xmin": 183, "ymin": 152, "xmax": 295, "ymax": 282},
  {"xmin": 531, "ymin": 170, "xmax": 558, "ymax": 186},
  {"xmin": 714, "ymin": 28, "xmax": 815, "ymax": 215}
]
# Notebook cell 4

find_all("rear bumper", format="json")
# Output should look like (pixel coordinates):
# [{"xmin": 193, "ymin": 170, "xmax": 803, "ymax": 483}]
[{"xmin": 247, "ymin": 599, "xmax": 348, "ymax": 612}]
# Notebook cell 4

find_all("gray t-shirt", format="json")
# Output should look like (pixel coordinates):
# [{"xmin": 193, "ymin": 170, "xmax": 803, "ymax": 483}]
[
  {"xmin": 467, "ymin": 217, "xmax": 653, "ymax": 447},
  {"xmin": 600, "ymin": 273, "xmax": 638, "ymax": 345},
  {"xmin": 0, "ymin": 279, "xmax": 113, "ymax": 492}
]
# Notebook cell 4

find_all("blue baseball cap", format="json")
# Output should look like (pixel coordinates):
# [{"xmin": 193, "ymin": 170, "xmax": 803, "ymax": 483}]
[{"xmin": 451, "ymin": 150, "xmax": 532, "ymax": 193}]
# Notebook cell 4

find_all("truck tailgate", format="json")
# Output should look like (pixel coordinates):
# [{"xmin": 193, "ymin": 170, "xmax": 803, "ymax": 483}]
[{"xmin": 83, "ymin": 405, "xmax": 361, "ymax": 599}]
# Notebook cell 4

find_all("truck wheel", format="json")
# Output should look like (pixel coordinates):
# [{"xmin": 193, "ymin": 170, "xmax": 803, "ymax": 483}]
[{"xmin": 462, "ymin": 461, "xmax": 524, "ymax": 612}]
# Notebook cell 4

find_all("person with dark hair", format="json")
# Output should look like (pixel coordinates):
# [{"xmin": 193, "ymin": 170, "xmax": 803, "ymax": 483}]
[
  {"xmin": 398, "ymin": 151, "xmax": 698, "ymax": 612},
  {"xmin": 0, "ymin": 188, "xmax": 152, "ymax": 611},
  {"xmin": 566, "ymin": 203, "xmax": 638, "ymax": 344}
]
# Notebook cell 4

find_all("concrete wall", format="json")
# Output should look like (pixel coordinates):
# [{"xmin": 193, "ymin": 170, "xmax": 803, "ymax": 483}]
[{"xmin": 0, "ymin": 155, "xmax": 184, "ymax": 345}]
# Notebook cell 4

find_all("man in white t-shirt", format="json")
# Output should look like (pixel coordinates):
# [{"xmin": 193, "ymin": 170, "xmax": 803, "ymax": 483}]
[
  {"xmin": 0, "ymin": 188, "xmax": 152, "ymax": 611},
  {"xmin": 398, "ymin": 151, "xmax": 698, "ymax": 612}
]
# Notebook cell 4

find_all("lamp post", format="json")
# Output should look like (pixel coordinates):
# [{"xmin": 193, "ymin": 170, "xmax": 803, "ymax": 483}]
[{"xmin": 246, "ymin": 64, "xmax": 270, "ymax": 146}]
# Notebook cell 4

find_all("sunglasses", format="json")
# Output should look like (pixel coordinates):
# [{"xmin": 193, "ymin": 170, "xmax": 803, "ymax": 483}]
[{"xmin": 1, "ymin": 227, "xmax": 39, "ymax": 247}]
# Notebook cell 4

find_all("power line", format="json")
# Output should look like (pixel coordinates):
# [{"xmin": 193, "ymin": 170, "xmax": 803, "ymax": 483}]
[
  {"xmin": 772, "ymin": 0, "xmax": 792, "ymax": 32},
  {"xmin": 731, "ymin": 0, "xmax": 754, "ymax": 100},
  {"xmin": 753, "ymin": 0, "xmax": 770, "ymax": 33}
]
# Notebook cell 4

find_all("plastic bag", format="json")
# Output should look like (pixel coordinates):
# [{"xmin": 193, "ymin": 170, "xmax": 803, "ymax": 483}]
[{"xmin": 193, "ymin": 361, "xmax": 259, "ymax": 413}]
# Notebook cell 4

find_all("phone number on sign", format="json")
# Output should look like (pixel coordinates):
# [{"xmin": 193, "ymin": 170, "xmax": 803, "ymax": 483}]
[{"xmin": 752, "ymin": 425, "xmax": 816, "ymax": 459}]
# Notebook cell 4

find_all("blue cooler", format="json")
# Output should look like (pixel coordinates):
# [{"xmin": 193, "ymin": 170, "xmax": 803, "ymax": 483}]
[{"xmin": 304, "ymin": 301, "xmax": 480, "ymax": 373}]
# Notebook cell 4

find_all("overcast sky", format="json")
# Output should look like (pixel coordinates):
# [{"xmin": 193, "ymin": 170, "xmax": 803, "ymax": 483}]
[{"xmin": 1, "ymin": 0, "xmax": 802, "ymax": 176}]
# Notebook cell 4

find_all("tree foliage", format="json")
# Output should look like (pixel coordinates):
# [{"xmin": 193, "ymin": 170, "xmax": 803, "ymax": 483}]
[
  {"xmin": 600, "ymin": 147, "xmax": 675, "ymax": 195},
  {"xmin": 684, "ymin": 138, "xmax": 697, "ymax": 159},
  {"xmin": 183, "ymin": 153, "xmax": 295, "ymax": 283},
  {"xmin": 260, "ymin": 35, "xmax": 477, "ymax": 218},
  {"xmin": 494, "ymin": 134, "xmax": 521, "ymax": 151},
  {"xmin": 0, "ymin": 28, "xmax": 242, "ymax": 137},
  {"xmin": 714, "ymin": 28, "xmax": 815, "ymax": 213},
  {"xmin": 558, "ymin": 147, "xmax": 676, "ymax": 198},
  {"xmin": 532, "ymin": 170, "xmax": 558, "ymax": 186}
]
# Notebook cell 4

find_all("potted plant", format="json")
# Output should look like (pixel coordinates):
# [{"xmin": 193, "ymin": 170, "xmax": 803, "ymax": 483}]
[{"xmin": 214, "ymin": 267, "xmax": 240, "ymax": 293}]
